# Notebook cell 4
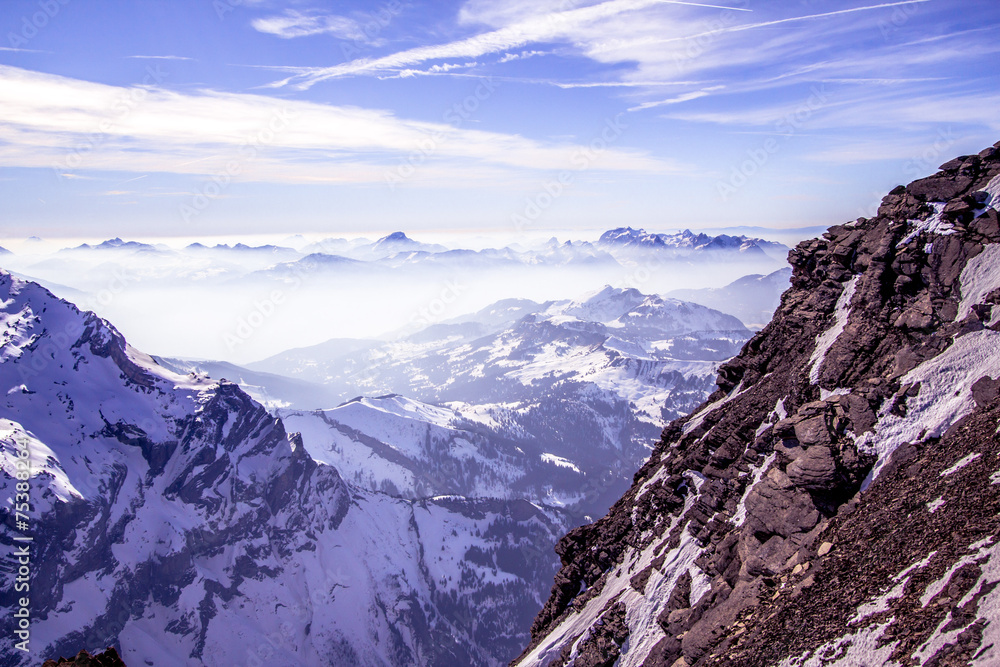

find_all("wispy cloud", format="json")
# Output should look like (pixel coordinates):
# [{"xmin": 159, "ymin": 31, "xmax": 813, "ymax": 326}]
[
  {"xmin": 627, "ymin": 86, "xmax": 724, "ymax": 111},
  {"xmin": 591, "ymin": 1, "xmax": 931, "ymax": 54},
  {"xmin": 262, "ymin": 0, "xmax": 944, "ymax": 122},
  {"xmin": 498, "ymin": 50, "xmax": 548, "ymax": 63},
  {"xmin": 662, "ymin": 83, "xmax": 1000, "ymax": 135},
  {"xmin": 267, "ymin": 0, "xmax": 722, "ymax": 89},
  {"xmin": 126, "ymin": 55, "xmax": 194, "ymax": 61},
  {"xmin": 252, "ymin": 11, "xmax": 368, "ymax": 40},
  {"xmin": 0, "ymin": 65, "xmax": 678, "ymax": 185}
]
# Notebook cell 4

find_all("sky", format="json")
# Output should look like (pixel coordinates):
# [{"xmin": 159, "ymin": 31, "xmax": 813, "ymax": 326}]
[{"xmin": 1, "ymin": 0, "xmax": 999, "ymax": 242}]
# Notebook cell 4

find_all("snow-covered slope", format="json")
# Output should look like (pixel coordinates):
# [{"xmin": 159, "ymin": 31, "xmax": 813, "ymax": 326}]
[
  {"xmin": 252, "ymin": 287, "xmax": 750, "ymax": 521},
  {"xmin": 0, "ymin": 272, "xmax": 568, "ymax": 666},
  {"xmin": 516, "ymin": 143, "xmax": 1000, "ymax": 666}
]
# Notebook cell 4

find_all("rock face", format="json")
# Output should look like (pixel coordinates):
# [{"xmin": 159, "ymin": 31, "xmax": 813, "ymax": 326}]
[
  {"xmin": 0, "ymin": 274, "xmax": 568, "ymax": 666},
  {"xmin": 515, "ymin": 141, "xmax": 1000, "ymax": 666},
  {"xmin": 42, "ymin": 648, "xmax": 127, "ymax": 667}
]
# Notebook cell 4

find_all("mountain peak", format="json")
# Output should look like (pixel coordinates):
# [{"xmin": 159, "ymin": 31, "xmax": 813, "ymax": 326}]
[{"xmin": 378, "ymin": 231, "xmax": 411, "ymax": 243}]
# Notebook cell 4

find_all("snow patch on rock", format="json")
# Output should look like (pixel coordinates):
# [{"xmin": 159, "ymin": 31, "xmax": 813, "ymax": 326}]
[
  {"xmin": 807, "ymin": 276, "xmax": 859, "ymax": 385},
  {"xmin": 858, "ymin": 330, "xmax": 1000, "ymax": 486}
]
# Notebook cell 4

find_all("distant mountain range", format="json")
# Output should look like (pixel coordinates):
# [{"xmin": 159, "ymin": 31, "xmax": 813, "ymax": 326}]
[
  {"xmin": 598, "ymin": 227, "xmax": 788, "ymax": 260},
  {"xmin": 16, "ymin": 229, "xmax": 790, "ymax": 276},
  {"xmin": 1, "ymin": 228, "xmax": 792, "ymax": 362},
  {"xmin": 667, "ymin": 267, "xmax": 792, "ymax": 328}
]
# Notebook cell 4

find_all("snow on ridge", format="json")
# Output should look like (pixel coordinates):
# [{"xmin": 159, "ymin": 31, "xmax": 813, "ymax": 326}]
[
  {"xmin": 730, "ymin": 452, "xmax": 776, "ymax": 527},
  {"xmin": 919, "ymin": 537, "xmax": 996, "ymax": 608},
  {"xmin": 855, "ymin": 242, "xmax": 1000, "ymax": 484},
  {"xmin": 682, "ymin": 380, "xmax": 746, "ymax": 437},
  {"xmin": 343, "ymin": 394, "xmax": 460, "ymax": 429},
  {"xmin": 777, "ymin": 621, "xmax": 898, "ymax": 667},
  {"xmin": 983, "ymin": 173, "xmax": 1000, "ymax": 211},
  {"xmin": 897, "ymin": 202, "xmax": 953, "ymax": 249},
  {"xmin": 807, "ymin": 275, "xmax": 859, "ymax": 385},
  {"xmin": 514, "ymin": 491, "xmax": 704, "ymax": 667},
  {"xmin": 0, "ymin": 419, "xmax": 82, "ymax": 505},
  {"xmin": 858, "ymin": 329, "xmax": 1000, "ymax": 486},
  {"xmin": 913, "ymin": 538, "xmax": 1000, "ymax": 665},
  {"xmin": 926, "ymin": 497, "xmax": 945, "ymax": 513},
  {"xmin": 540, "ymin": 453, "xmax": 582, "ymax": 473},
  {"xmin": 940, "ymin": 452, "xmax": 981, "ymax": 477},
  {"xmin": 956, "ymin": 243, "xmax": 1000, "ymax": 326}
]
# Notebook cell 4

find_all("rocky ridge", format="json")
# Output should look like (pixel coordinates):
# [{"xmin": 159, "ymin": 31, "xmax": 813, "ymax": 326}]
[{"xmin": 515, "ymin": 142, "xmax": 1000, "ymax": 666}]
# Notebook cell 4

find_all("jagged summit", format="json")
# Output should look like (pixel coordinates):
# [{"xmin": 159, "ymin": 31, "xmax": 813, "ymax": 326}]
[
  {"xmin": 597, "ymin": 227, "xmax": 782, "ymax": 258},
  {"xmin": 515, "ymin": 141, "xmax": 1000, "ymax": 666}
]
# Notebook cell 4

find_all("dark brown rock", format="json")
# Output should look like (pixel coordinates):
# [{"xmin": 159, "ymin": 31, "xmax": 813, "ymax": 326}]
[
  {"xmin": 971, "ymin": 376, "xmax": 1000, "ymax": 408},
  {"xmin": 786, "ymin": 446, "xmax": 838, "ymax": 489},
  {"xmin": 744, "ymin": 470, "xmax": 821, "ymax": 537},
  {"xmin": 42, "ymin": 648, "xmax": 127, "ymax": 667},
  {"xmin": 793, "ymin": 416, "xmax": 831, "ymax": 446},
  {"xmin": 908, "ymin": 174, "xmax": 974, "ymax": 201}
]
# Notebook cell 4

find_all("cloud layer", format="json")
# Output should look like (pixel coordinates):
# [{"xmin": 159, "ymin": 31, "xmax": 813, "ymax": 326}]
[{"xmin": 0, "ymin": 65, "xmax": 675, "ymax": 185}]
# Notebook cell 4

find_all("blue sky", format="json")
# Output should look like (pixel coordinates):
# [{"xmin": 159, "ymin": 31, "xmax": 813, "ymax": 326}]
[{"xmin": 1, "ymin": 0, "xmax": 998, "ymax": 241}]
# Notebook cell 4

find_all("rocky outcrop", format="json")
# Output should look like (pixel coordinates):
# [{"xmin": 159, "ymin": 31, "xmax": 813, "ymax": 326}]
[
  {"xmin": 42, "ymin": 648, "xmax": 126, "ymax": 667},
  {"xmin": 515, "ymin": 141, "xmax": 1000, "ymax": 666}
]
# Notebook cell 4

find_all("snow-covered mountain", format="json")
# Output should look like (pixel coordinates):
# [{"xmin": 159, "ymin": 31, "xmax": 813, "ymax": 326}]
[
  {"xmin": 0, "ymin": 273, "xmax": 569, "ymax": 666},
  {"xmin": 253, "ymin": 286, "xmax": 749, "ymax": 401},
  {"xmin": 246, "ymin": 287, "xmax": 750, "ymax": 520},
  {"xmin": 598, "ymin": 227, "xmax": 789, "ymax": 261},
  {"xmin": 667, "ymin": 267, "xmax": 793, "ymax": 328},
  {"xmin": 516, "ymin": 143, "xmax": 1000, "ymax": 666}
]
